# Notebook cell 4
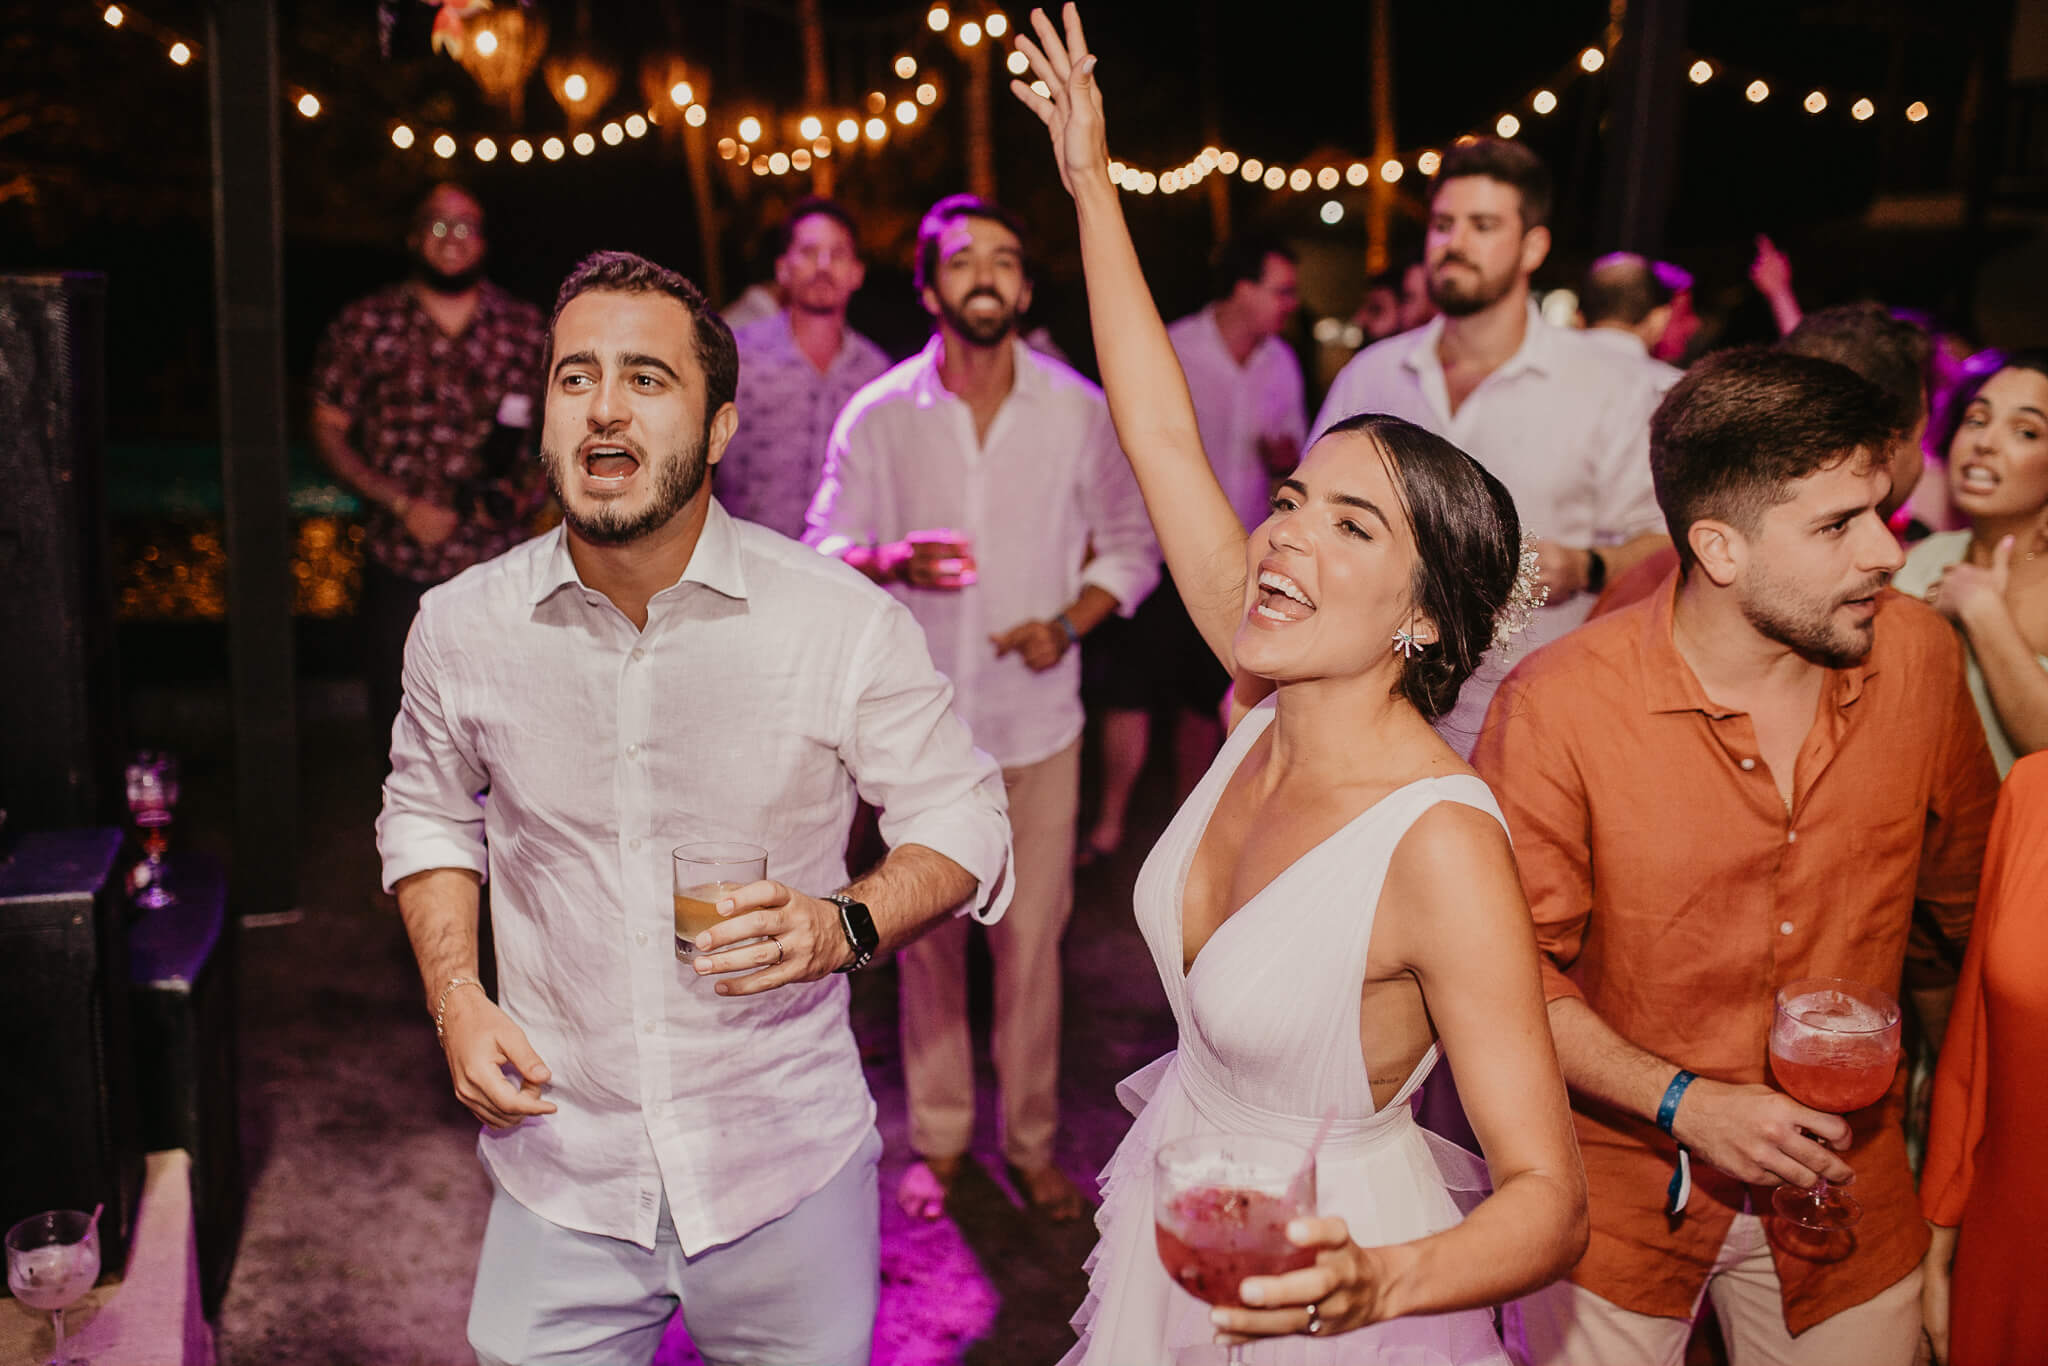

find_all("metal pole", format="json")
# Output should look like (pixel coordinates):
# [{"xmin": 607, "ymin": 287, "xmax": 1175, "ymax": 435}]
[
  {"xmin": 1367, "ymin": 0, "xmax": 1395, "ymax": 275},
  {"xmin": 799, "ymin": 0, "xmax": 836, "ymax": 196},
  {"xmin": 1595, "ymin": 0, "xmax": 1689, "ymax": 253},
  {"xmin": 206, "ymin": 0, "xmax": 298, "ymax": 916}
]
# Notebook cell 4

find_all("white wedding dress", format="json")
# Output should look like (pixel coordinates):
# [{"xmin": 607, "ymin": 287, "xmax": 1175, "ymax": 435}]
[{"xmin": 1063, "ymin": 697, "xmax": 1515, "ymax": 1366}]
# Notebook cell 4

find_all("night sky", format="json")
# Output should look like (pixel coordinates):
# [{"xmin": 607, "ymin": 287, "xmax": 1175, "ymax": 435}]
[{"xmin": 2, "ymin": 0, "xmax": 1990, "ymax": 440}]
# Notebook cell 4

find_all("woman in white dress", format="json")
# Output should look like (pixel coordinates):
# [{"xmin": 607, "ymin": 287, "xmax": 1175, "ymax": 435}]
[
  {"xmin": 1010, "ymin": 11, "xmax": 1587, "ymax": 1363},
  {"xmin": 1894, "ymin": 351, "xmax": 2048, "ymax": 776}
]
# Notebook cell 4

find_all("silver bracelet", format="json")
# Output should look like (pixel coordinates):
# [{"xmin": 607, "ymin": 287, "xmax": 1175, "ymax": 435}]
[{"xmin": 434, "ymin": 976, "xmax": 486, "ymax": 1041}]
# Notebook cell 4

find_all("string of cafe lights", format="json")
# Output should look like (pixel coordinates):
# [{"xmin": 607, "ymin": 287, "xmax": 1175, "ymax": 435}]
[{"xmin": 1109, "ymin": 41, "xmax": 1939, "ymax": 210}]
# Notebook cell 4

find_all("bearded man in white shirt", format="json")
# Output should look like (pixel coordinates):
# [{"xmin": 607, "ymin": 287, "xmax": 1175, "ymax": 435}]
[
  {"xmin": 1311, "ymin": 138, "xmax": 1671, "ymax": 754},
  {"xmin": 806, "ymin": 193, "xmax": 1159, "ymax": 1225},
  {"xmin": 378, "ymin": 249, "xmax": 1013, "ymax": 1366}
]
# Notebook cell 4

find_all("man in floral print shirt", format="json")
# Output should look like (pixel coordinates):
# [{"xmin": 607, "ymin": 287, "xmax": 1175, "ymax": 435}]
[{"xmin": 312, "ymin": 182, "xmax": 547, "ymax": 755}]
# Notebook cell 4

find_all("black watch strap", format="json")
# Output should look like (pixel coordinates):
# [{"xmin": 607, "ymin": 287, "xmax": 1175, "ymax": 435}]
[
  {"xmin": 1584, "ymin": 547, "xmax": 1607, "ymax": 596},
  {"xmin": 825, "ymin": 893, "xmax": 878, "ymax": 972}
]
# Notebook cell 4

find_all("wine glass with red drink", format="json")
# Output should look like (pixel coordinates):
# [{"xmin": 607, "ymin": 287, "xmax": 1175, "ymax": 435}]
[
  {"xmin": 1768, "ymin": 977, "xmax": 1903, "ymax": 1231},
  {"xmin": 1155, "ymin": 1133, "xmax": 1318, "ymax": 1364}
]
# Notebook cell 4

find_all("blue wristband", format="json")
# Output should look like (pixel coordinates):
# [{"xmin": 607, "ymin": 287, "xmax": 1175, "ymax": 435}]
[
  {"xmin": 1656, "ymin": 1069, "xmax": 1697, "ymax": 1138},
  {"xmin": 1055, "ymin": 612, "xmax": 1082, "ymax": 647}
]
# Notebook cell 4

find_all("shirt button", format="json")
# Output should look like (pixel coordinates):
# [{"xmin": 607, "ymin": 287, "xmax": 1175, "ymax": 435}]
[
  {"xmin": 1787, "ymin": 830, "xmax": 1798, "ymax": 844},
  {"xmin": 1779, "ymin": 921, "xmax": 1795, "ymax": 935},
  {"xmin": 630, "ymin": 838, "xmax": 643, "ymax": 852},
  {"xmin": 1739, "ymin": 758, "xmax": 1756, "ymax": 771},
  {"xmin": 626, "ymin": 743, "xmax": 640, "ymax": 759},
  {"xmin": 631, "ymin": 646, "xmax": 645, "ymax": 661},
  {"xmin": 642, "ymin": 1020, "xmax": 656, "ymax": 1035},
  {"xmin": 635, "ymin": 930, "xmax": 649, "ymax": 947}
]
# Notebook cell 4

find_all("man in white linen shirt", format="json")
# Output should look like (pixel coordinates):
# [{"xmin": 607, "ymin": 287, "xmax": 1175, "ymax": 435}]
[
  {"xmin": 1081, "ymin": 235, "xmax": 1305, "ymax": 864},
  {"xmin": 806, "ymin": 193, "xmax": 1158, "ymax": 1224},
  {"xmin": 1578, "ymin": 252, "xmax": 1687, "ymax": 397},
  {"xmin": 719, "ymin": 198, "xmax": 891, "ymax": 537},
  {"xmin": 1311, "ymin": 137, "xmax": 1670, "ymax": 755},
  {"xmin": 378, "ymin": 249, "xmax": 1012, "ymax": 1366}
]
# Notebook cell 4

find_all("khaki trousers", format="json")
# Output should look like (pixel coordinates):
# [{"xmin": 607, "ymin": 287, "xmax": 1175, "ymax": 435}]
[
  {"xmin": 1513, "ymin": 1210, "xmax": 1923, "ymax": 1366},
  {"xmin": 899, "ymin": 739, "xmax": 1079, "ymax": 1171}
]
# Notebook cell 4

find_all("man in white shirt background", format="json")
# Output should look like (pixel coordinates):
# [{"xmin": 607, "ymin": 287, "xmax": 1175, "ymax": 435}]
[
  {"xmin": 1313, "ymin": 137, "xmax": 1670, "ymax": 754},
  {"xmin": 719, "ymin": 198, "xmax": 892, "ymax": 539},
  {"xmin": 379, "ymin": 249, "xmax": 1013, "ymax": 1366},
  {"xmin": 1576, "ymin": 252, "xmax": 1689, "ymax": 397},
  {"xmin": 1081, "ymin": 234, "xmax": 1305, "ymax": 866},
  {"xmin": 807, "ymin": 193, "xmax": 1158, "ymax": 1225}
]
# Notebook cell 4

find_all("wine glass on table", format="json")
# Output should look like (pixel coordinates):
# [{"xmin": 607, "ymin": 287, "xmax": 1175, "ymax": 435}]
[
  {"xmin": 7, "ymin": 1209, "xmax": 101, "ymax": 1364},
  {"xmin": 124, "ymin": 750, "xmax": 180, "ymax": 910},
  {"xmin": 672, "ymin": 842, "xmax": 768, "ymax": 960},
  {"xmin": 1768, "ymin": 977, "xmax": 1903, "ymax": 1231},
  {"xmin": 1155, "ymin": 1134, "xmax": 1318, "ymax": 1364}
]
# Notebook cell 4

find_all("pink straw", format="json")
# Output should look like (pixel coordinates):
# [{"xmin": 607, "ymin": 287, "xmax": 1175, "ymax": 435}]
[{"xmin": 87, "ymin": 1202, "xmax": 104, "ymax": 1237}]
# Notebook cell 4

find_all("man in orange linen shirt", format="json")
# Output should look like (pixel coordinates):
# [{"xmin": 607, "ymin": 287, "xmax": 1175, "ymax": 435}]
[{"xmin": 1477, "ymin": 349, "xmax": 1997, "ymax": 1366}]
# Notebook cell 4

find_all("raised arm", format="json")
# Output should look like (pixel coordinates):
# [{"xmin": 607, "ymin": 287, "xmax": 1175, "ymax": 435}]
[{"xmin": 1011, "ymin": 5, "xmax": 1253, "ymax": 669}]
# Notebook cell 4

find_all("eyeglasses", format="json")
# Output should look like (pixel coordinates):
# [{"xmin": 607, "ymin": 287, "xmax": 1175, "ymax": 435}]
[{"xmin": 429, "ymin": 219, "xmax": 479, "ymax": 240}]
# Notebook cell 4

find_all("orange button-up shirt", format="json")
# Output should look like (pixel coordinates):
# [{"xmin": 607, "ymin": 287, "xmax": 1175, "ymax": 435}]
[{"xmin": 1474, "ymin": 572, "xmax": 1997, "ymax": 1335}]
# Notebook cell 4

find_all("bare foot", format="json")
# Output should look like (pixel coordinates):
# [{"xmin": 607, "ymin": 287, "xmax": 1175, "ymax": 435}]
[
  {"xmin": 896, "ymin": 1155, "xmax": 964, "ymax": 1220},
  {"xmin": 1007, "ymin": 1160, "xmax": 1087, "ymax": 1222}
]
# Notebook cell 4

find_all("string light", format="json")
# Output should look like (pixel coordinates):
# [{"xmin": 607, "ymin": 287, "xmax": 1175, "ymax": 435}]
[
  {"xmin": 717, "ymin": 136, "xmax": 737, "ymax": 158},
  {"xmin": 1007, "ymin": 50, "xmax": 1029, "ymax": 75},
  {"xmin": 837, "ymin": 117, "xmax": 859, "ymax": 142},
  {"xmin": 433, "ymin": 133, "xmax": 457, "ymax": 158},
  {"xmin": 511, "ymin": 138, "xmax": 533, "ymax": 162},
  {"xmin": 391, "ymin": 124, "xmax": 415, "ymax": 149},
  {"xmin": 916, "ymin": 82, "xmax": 938, "ymax": 105},
  {"xmin": 797, "ymin": 115, "xmax": 820, "ymax": 140},
  {"xmin": 1907, "ymin": 100, "xmax": 1930, "ymax": 122},
  {"xmin": 167, "ymin": 40, "xmax": 190, "ymax": 65},
  {"xmin": 896, "ymin": 99, "xmax": 918, "ymax": 124},
  {"xmin": 1746, "ymin": 80, "xmax": 1769, "ymax": 103},
  {"xmin": 792, "ymin": 147, "xmax": 812, "ymax": 170},
  {"xmin": 1288, "ymin": 168, "xmax": 1311, "ymax": 191},
  {"xmin": 959, "ymin": 21, "xmax": 982, "ymax": 46},
  {"xmin": 669, "ymin": 81, "xmax": 694, "ymax": 106},
  {"xmin": 542, "ymin": 136, "xmax": 565, "ymax": 160},
  {"xmin": 895, "ymin": 55, "xmax": 917, "ymax": 78},
  {"xmin": 984, "ymin": 13, "xmax": 1008, "ymax": 36},
  {"xmin": 1803, "ymin": 89, "xmax": 1826, "ymax": 114},
  {"xmin": 1316, "ymin": 166, "xmax": 1339, "ymax": 190},
  {"xmin": 1320, "ymin": 200, "xmax": 1343, "ymax": 224},
  {"xmin": 1689, "ymin": 60, "xmax": 1713, "ymax": 84},
  {"xmin": 1532, "ymin": 89, "xmax": 1557, "ymax": 115},
  {"xmin": 768, "ymin": 151, "xmax": 790, "ymax": 174},
  {"xmin": 1580, "ymin": 47, "xmax": 1604, "ymax": 72},
  {"xmin": 1852, "ymin": 98, "xmax": 1875, "ymax": 120},
  {"xmin": 1345, "ymin": 162, "xmax": 1368, "ymax": 185},
  {"xmin": 737, "ymin": 115, "xmax": 762, "ymax": 143},
  {"xmin": 103, "ymin": 4, "xmax": 123, "ymax": 26},
  {"xmin": 1217, "ymin": 151, "xmax": 1239, "ymax": 173},
  {"xmin": 1416, "ymin": 151, "xmax": 1440, "ymax": 175},
  {"xmin": 475, "ymin": 137, "xmax": 497, "ymax": 161},
  {"xmin": 1381, "ymin": 158, "xmax": 1404, "ymax": 182},
  {"xmin": 625, "ymin": 113, "xmax": 647, "ymax": 138},
  {"xmin": 601, "ymin": 121, "xmax": 623, "ymax": 145},
  {"xmin": 562, "ymin": 72, "xmax": 588, "ymax": 102},
  {"xmin": 1030, "ymin": 79, "xmax": 1049, "ymax": 97},
  {"xmin": 1241, "ymin": 158, "xmax": 1263, "ymax": 181},
  {"xmin": 927, "ymin": 5, "xmax": 950, "ymax": 32},
  {"xmin": 684, "ymin": 104, "xmax": 707, "ymax": 127},
  {"xmin": 474, "ymin": 29, "xmax": 498, "ymax": 56},
  {"xmin": 1496, "ymin": 112, "xmax": 1520, "ymax": 137},
  {"xmin": 573, "ymin": 132, "xmax": 595, "ymax": 155},
  {"xmin": 865, "ymin": 116, "xmax": 888, "ymax": 140},
  {"xmin": 1262, "ymin": 166, "xmax": 1285, "ymax": 190},
  {"xmin": 296, "ymin": 92, "xmax": 321, "ymax": 118}
]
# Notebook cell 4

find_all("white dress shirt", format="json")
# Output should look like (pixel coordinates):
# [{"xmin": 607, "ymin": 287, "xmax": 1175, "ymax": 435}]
[
  {"xmin": 1580, "ymin": 324, "xmax": 1684, "ymax": 397},
  {"xmin": 806, "ymin": 337, "xmax": 1160, "ymax": 769},
  {"xmin": 1312, "ymin": 303, "xmax": 1665, "ymax": 749},
  {"xmin": 1167, "ymin": 305, "xmax": 1308, "ymax": 530},
  {"xmin": 376, "ymin": 504, "xmax": 1012, "ymax": 1254}
]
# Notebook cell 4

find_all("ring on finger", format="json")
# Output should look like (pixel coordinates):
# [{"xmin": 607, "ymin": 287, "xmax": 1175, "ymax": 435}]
[
  {"xmin": 1305, "ymin": 1302, "xmax": 1323, "ymax": 1336},
  {"xmin": 770, "ymin": 937, "xmax": 785, "ymax": 966}
]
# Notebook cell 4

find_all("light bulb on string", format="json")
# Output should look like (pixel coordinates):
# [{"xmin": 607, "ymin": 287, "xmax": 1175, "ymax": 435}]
[
  {"xmin": 475, "ymin": 137, "xmax": 498, "ymax": 162},
  {"xmin": 985, "ymin": 13, "xmax": 1008, "ymax": 36},
  {"xmin": 738, "ymin": 116, "xmax": 763, "ymax": 143},
  {"xmin": 1007, "ymin": 50, "xmax": 1030, "ymax": 75},
  {"xmin": 928, "ymin": 5, "xmax": 950, "ymax": 31},
  {"xmin": 1288, "ymin": 168, "xmax": 1311, "ymax": 192},
  {"xmin": 1262, "ymin": 166, "xmax": 1285, "ymax": 190},
  {"xmin": 812, "ymin": 137, "xmax": 832, "ymax": 156},
  {"xmin": 1030, "ymin": 79, "xmax": 1049, "ymax": 98},
  {"xmin": 1496, "ymin": 113, "xmax": 1520, "ymax": 137},
  {"xmin": 1580, "ymin": 47, "xmax": 1604, "ymax": 72},
  {"xmin": 103, "ymin": 5, "xmax": 123, "ymax": 26},
  {"xmin": 1415, "ymin": 151, "xmax": 1439, "ymax": 176},
  {"xmin": 474, "ymin": 29, "xmax": 498, "ymax": 56},
  {"xmin": 392, "ymin": 124, "xmax": 416, "ymax": 149},
  {"xmin": 768, "ymin": 152, "xmax": 790, "ymax": 174},
  {"xmin": 671, "ymin": 81, "xmax": 694, "ymax": 106},
  {"xmin": 1320, "ymin": 200, "xmax": 1344, "ymax": 224},
  {"xmin": 837, "ymin": 118, "xmax": 859, "ymax": 142},
  {"xmin": 434, "ymin": 133, "xmax": 458, "ymax": 158},
  {"xmin": 896, "ymin": 100, "xmax": 918, "ymax": 124},
  {"xmin": 511, "ymin": 139, "xmax": 533, "ymax": 162},
  {"xmin": 168, "ymin": 41, "xmax": 191, "ymax": 65},
  {"xmin": 296, "ymin": 92, "xmax": 321, "ymax": 118},
  {"xmin": 800, "ymin": 115, "xmax": 823, "ymax": 141},
  {"xmin": 917, "ymin": 82, "xmax": 938, "ymax": 105},
  {"xmin": 563, "ymin": 73, "xmax": 588, "ymax": 102},
  {"xmin": 1241, "ymin": 158, "xmax": 1263, "ymax": 181},
  {"xmin": 960, "ymin": 21, "xmax": 982, "ymax": 45},
  {"xmin": 1746, "ymin": 80, "xmax": 1769, "ymax": 103},
  {"xmin": 1852, "ymin": 98, "xmax": 1875, "ymax": 121},
  {"xmin": 602, "ymin": 122, "xmax": 624, "ymax": 145},
  {"xmin": 684, "ymin": 104, "xmax": 707, "ymax": 127},
  {"xmin": 865, "ymin": 116, "xmax": 888, "ymax": 140},
  {"xmin": 1316, "ymin": 166, "xmax": 1339, "ymax": 190},
  {"xmin": 717, "ymin": 136, "xmax": 737, "ymax": 158},
  {"xmin": 896, "ymin": 55, "xmax": 917, "ymax": 78},
  {"xmin": 753, "ymin": 160, "xmax": 770, "ymax": 175},
  {"xmin": 573, "ymin": 132, "xmax": 595, "ymax": 155},
  {"xmin": 1689, "ymin": 60, "xmax": 1712, "ymax": 84},
  {"xmin": 1906, "ymin": 101, "xmax": 1929, "ymax": 122},
  {"xmin": 1381, "ymin": 158, "xmax": 1405, "ymax": 182},
  {"xmin": 542, "ymin": 136, "xmax": 565, "ymax": 160},
  {"xmin": 793, "ymin": 148, "xmax": 813, "ymax": 170},
  {"xmin": 1532, "ymin": 89, "xmax": 1557, "ymax": 115},
  {"xmin": 1345, "ymin": 162, "xmax": 1368, "ymax": 185},
  {"xmin": 625, "ymin": 114, "xmax": 648, "ymax": 138},
  {"xmin": 1803, "ymin": 90, "xmax": 1827, "ymax": 114},
  {"xmin": 1217, "ymin": 151, "xmax": 1239, "ymax": 173}
]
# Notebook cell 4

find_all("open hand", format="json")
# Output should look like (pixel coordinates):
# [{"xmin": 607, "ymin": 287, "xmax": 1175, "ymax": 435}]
[
  {"xmin": 1750, "ymin": 234, "xmax": 1794, "ymax": 301},
  {"xmin": 1211, "ymin": 1215, "xmax": 1405, "ymax": 1343},
  {"xmin": 1928, "ymin": 535, "xmax": 2014, "ymax": 629},
  {"xmin": 1009, "ymin": 5, "xmax": 1110, "ymax": 199}
]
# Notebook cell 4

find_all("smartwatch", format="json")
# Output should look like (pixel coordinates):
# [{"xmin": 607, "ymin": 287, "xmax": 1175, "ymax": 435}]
[
  {"xmin": 825, "ymin": 892, "xmax": 878, "ymax": 972},
  {"xmin": 1584, "ymin": 547, "xmax": 1608, "ymax": 596}
]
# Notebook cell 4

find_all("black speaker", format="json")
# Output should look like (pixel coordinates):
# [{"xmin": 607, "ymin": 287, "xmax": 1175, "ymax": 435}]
[
  {"xmin": 0, "ymin": 828, "xmax": 142, "ymax": 1274},
  {"xmin": 129, "ymin": 853, "xmax": 243, "ymax": 1313},
  {"xmin": 0, "ymin": 273, "xmax": 120, "ymax": 833}
]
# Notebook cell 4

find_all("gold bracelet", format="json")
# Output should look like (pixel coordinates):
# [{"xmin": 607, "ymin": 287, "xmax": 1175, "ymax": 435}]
[{"xmin": 434, "ymin": 976, "xmax": 485, "ymax": 1040}]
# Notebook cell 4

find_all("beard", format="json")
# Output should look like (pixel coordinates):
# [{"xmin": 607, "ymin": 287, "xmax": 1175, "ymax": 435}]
[
  {"xmin": 540, "ymin": 421, "xmax": 711, "ymax": 547},
  {"xmin": 1427, "ymin": 255, "xmax": 1517, "ymax": 318},
  {"xmin": 937, "ymin": 287, "xmax": 1019, "ymax": 347},
  {"xmin": 1738, "ymin": 568, "xmax": 1885, "ymax": 669},
  {"xmin": 416, "ymin": 258, "xmax": 486, "ymax": 296}
]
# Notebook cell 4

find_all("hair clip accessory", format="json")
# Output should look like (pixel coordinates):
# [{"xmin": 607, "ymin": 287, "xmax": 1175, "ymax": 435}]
[{"xmin": 1492, "ymin": 531, "xmax": 1551, "ymax": 654}]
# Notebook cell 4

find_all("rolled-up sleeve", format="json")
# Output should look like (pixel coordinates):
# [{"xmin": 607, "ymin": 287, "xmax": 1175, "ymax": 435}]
[
  {"xmin": 1472, "ymin": 671, "xmax": 1595, "ymax": 1004},
  {"xmin": 840, "ymin": 594, "xmax": 1014, "ymax": 923},
  {"xmin": 375, "ymin": 601, "xmax": 491, "ymax": 892},
  {"xmin": 1590, "ymin": 379, "xmax": 1665, "ymax": 543},
  {"xmin": 1076, "ymin": 406, "xmax": 1161, "ymax": 616},
  {"xmin": 803, "ymin": 401, "xmax": 880, "ymax": 556}
]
